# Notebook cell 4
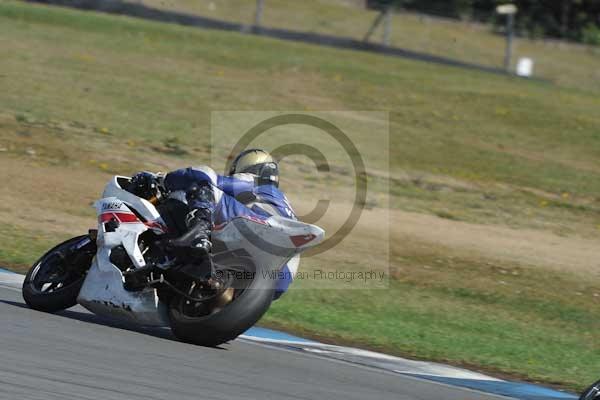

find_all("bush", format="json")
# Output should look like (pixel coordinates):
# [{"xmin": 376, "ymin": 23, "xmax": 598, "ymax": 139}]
[{"xmin": 581, "ymin": 23, "xmax": 600, "ymax": 46}]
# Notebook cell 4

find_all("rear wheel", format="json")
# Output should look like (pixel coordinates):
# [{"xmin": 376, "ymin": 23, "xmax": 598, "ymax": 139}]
[
  {"xmin": 168, "ymin": 267, "xmax": 275, "ymax": 346},
  {"xmin": 22, "ymin": 235, "xmax": 95, "ymax": 313}
]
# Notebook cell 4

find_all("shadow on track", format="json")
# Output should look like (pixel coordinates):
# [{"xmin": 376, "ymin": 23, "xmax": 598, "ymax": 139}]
[{"xmin": 0, "ymin": 298, "xmax": 227, "ymax": 349}]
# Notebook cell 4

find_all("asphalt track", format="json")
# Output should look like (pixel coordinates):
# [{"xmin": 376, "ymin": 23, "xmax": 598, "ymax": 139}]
[{"xmin": 0, "ymin": 283, "xmax": 511, "ymax": 400}]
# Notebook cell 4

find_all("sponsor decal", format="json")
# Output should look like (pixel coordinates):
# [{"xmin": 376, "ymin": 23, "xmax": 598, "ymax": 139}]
[{"xmin": 101, "ymin": 200, "xmax": 123, "ymax": 210}]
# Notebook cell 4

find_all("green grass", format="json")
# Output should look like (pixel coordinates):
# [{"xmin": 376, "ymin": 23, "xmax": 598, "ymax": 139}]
[
  {"xmin": 0, "ymin": 224, "xmax": 70, "ymax": 270},
  {"xmin": 1, "ymin": 1, "xmax": 600, "ymax": 389},
  {"xmin": 264, "ymin": 250, "xmax": 600, "ymax": 388},
  {"xmin": 266, "ymin": 288, "xmax": 596, "ymax": 386},
  {"xmin": 3, "ymin": 0, "xmax": 600, "ymax": 235}
]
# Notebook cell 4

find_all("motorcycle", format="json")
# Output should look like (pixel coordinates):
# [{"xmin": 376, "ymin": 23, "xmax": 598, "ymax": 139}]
[{"xmin": 22, "ymin": 175, "xmax": 324, "ymax": 346}]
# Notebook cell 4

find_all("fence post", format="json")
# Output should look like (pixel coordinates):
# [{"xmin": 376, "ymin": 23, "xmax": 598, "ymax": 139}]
[
  {"xmin": 496, "ymin": 4, "xmax": 518, "ymax": 72},
  {"xmin": 382, "ymin": 5, "xmax": 393, "ymax": 46},
  {"xmin": 504, "ymin": 12, "xmax": 514, "ymax": 71},
  {"xmin": 363, "ymin": 10, "xmax": 384, "ymax": 42},
  {"xmin": 254, "ymin": 0, "xmax": 265, "ymax": 27}
]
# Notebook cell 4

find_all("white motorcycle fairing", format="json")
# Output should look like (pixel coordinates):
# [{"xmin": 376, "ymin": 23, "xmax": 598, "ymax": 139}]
[{"xmin": 76, "ymin": 176, "xmax": 324, "ymax": 327}]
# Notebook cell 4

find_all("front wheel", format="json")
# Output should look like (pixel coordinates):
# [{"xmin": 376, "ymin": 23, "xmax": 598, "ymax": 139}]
[
  {"xmin": 22, "ymin": 235, "xmax": 95, "ymax": 313},
  {"xmin": 580, "ymin": 381, "xmax": 600, "ymax": 400},
  {"xmin": 168, "ymin": 267, "xmax": 275, "ymax": 346}
]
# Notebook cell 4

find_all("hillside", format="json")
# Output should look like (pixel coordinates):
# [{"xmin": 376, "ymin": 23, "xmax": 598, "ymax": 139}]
[{"xmin": 141, "ymin": 0, "xmax": 600, "ymax": 92}]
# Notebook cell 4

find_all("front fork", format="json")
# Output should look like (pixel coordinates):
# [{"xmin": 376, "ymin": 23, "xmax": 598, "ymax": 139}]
[{"xmin": 63, "ymin": 231, "xmax": 98, "ymax": 275}]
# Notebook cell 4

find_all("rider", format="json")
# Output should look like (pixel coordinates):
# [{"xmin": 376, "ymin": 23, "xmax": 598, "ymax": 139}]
[{"xmin": 132, "ymin": 149, "xmax": 297, "ymax": 299}]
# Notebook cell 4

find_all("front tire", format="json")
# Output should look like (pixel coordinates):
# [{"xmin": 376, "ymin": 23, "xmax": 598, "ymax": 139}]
[
  {"xmin": 22, "ymin": 235, "xmax": 95, "ymax": 313},
  {"xmin": 580, "ymin": 380, "xmax": 600, "ymax": 400}
]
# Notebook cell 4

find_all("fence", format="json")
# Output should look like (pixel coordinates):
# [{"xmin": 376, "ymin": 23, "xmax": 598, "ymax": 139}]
[{"xmin": 27, "ymin": 0, "xmax": 600, "ymax": 90}]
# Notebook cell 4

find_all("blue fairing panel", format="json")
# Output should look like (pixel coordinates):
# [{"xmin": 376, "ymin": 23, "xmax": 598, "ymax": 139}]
[{"xmin": 213, "ymin": 193, "xmax": 264, "ymax": 225}]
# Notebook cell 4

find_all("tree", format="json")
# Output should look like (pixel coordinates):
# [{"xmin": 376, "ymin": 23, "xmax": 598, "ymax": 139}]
[{"xmin": 366, "ymin": 0, "xmax": 600, "ymax": 43}]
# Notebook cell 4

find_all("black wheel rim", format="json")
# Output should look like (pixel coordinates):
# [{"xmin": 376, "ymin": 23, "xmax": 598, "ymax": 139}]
[
  {"xmin": 29, "ymin": 238, "xmax": 90, "ymax": 295},
  {"xmin": 178, "ymin": 268, "xmax": 250, "ymax": 318},
  {"xmin": 582, "ymin": 384, "xmax": 600, "ymax": 400}
]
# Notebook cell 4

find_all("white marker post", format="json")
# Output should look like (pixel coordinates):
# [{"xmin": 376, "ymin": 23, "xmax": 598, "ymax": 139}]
[
  {"xmin": 496, "ymin": 4, "xmax": 518, "ymax": 72},
  {"xmin": 516, "ymin": 57, "xmax": 534, "ymax": 77}
]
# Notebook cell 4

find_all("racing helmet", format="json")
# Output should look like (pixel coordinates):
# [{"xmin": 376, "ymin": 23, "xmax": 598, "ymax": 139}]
[{"xmin": 228, "ymin": 148, "xmax": 279, "ymax": 187}]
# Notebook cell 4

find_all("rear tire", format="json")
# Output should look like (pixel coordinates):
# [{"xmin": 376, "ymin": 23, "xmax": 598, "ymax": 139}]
[
  {"xmin": 168, "ymin": 269, "xmax": 275, "ymax": 346},
  {"xmin": 22, "ymin": 235, "xmax": 94, "ymax": 313}
]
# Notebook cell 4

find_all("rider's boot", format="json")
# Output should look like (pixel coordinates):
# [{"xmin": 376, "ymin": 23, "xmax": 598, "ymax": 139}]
[
  {"xmin": 169, "ymin": 207, "xmax": 215, "ymax": 282},
  {"xmin": 169, "ymin": 181, "xmax": 216, "ymax": 281},
  {"xmin": 172, "ymin": 180, "xmax": 215, "ymax": 258},
  {"xmin": 124, "ymin": 183, "xmax": 215, "ymax": 291},
  {"xmin": 123, "ymin": 209, "xmax": 214, "ymax": 291},
  {"xmin": 170, "ymin": 207, "xmax": 213, "ymax": 257}
]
